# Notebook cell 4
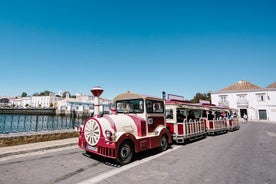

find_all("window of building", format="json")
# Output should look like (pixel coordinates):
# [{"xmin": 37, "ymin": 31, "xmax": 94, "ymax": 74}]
[
  {"xmin": 219, "ymin": 95, "xmax": 228, "ymax": 102},
  {"xmin": 237, "ymin": 94, "xmax": 247, "ymax": 100},
  {"xmin": 256, "ymin": 93, "xmax": 266, "ymax": 102}
]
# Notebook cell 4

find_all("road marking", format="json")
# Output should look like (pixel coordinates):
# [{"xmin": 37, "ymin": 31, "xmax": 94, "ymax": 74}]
[
  {"xmin": 78, "ymin": 145, "xmax": 181, "ymax": 184},
  {"xmin": 267, "ymin": 131, "xmax": 276, "ymax": 137}
]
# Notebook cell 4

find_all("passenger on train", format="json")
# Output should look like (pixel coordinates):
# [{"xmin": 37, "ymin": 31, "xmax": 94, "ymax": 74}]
[
  {"xmin": 215, "ymin": 111, "xmax": 221, "ymax": 119},
  {"xmin": 208, "ymin": 111, "xmax": 214, "ymax": 120},
  {"xmin": 177, "ymin": 109, "xmax": 186, "ymax": 122},
  {"xmin": 187, "ymin": 110, "xmax": 196, "ymax": 122},
  {"xmin": 227, "ymin": 111, "xmax": 233, "ymax": 119},
  {"xmin": 221, "ymin": 111, "xmax": 226, "ymax": 118},
  {"xmin": 202, "ymin": 110, "xmax": 207, "ymax": 118}
]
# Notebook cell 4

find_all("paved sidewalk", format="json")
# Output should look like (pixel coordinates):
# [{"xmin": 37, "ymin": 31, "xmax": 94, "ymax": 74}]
[{"xmin": 0, "ymin": 137, "xmax": 78, "ymax": 158}]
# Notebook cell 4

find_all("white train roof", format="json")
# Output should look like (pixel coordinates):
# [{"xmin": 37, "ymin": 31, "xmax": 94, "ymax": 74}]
[{"xmin": 113, "ymin": 91, "xmax": 162, "ymax": 102}]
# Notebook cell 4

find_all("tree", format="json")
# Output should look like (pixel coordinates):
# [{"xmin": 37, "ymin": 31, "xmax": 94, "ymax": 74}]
[
  {"xmin": 39, "ymin": 90, "xmax": 51, "ymax": 96},
  {"xmin": 190, "ymin": 92, "xmax": 211, "ymax": 103},
  {"xmin": 33, "ymin": 90, "xmax": 53, "ymax": 96},
  {"xmin": 62, "ymin": 91, "xmax": 71, "ymax": 98},
  {"xmin": 33, "ymin": 92, "xmax": 39, "ymax": 96},
  {"xmin": 21, "ymin": 92, "xmax": 28, "ymax": 97}
]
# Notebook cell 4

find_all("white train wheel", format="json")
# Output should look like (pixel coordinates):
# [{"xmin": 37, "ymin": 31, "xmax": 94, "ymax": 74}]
[{"xmin": 84, "ymin": 119, "xmax": 100, "ymax": 146}]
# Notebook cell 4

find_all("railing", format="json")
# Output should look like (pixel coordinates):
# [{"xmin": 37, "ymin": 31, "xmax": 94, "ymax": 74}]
[
  {"xmin": 183, "ymin": 119, "xmax": 205, "ymax": 136},
  {"xmin": 237, "ymin": 99, "xmax": 249, "ymax": 108},
  {"xmin": 0, "ymin": 114, "xmax": 87, "ymax": 134},
  {"xmin": 218, "ymin": 101, "xmax": 229, "ymax": 107}
]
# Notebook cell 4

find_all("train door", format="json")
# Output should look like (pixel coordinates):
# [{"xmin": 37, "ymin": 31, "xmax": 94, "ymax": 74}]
[{"xmin": 146, "ymin": 99, "xmax": 165, "ymax": 133}]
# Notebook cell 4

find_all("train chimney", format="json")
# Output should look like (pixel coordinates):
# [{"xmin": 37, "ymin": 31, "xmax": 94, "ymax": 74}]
[{"xmin": 91, "ymin": 86, "xmax": 104, "ymax": 117}]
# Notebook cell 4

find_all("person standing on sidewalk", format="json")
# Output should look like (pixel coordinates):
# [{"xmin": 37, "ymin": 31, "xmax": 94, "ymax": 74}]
[{"xmin": 243, "ymin": 113, "xmax": 248, "ymax": 123}]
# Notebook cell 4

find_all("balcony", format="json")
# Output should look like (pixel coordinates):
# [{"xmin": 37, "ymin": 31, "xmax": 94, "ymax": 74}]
[
  {"xmin": 237, "ymin": 99, "xmax": 249, "ymax": 108},
  {"xmin": 218, "ymin": 101, "xmax": 229, "ymax": 107}
]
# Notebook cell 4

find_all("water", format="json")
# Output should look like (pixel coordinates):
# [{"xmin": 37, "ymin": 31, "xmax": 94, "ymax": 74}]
[{"xmin": 0, "ymin": 114, "xmax": 88, "ymax": 134}]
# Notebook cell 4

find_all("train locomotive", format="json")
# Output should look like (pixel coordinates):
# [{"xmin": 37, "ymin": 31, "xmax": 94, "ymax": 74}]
[{"xmin": 78, "ymin": 87, "xmax": 172, "ymax": 165}]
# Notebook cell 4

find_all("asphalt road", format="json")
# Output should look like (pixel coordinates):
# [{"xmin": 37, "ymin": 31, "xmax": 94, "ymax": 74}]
[{"xmin": 0, "ymin": 122, "xmax": 275, "ymax": 184}]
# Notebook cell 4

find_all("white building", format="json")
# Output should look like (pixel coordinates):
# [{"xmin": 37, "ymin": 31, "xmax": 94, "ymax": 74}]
[
  {"xmin": 211, "ymin": 80, "xmax": 276, "ymax": 122},
  {"xmin": 56, "ymin": 93, "xmax": 111, "ymax": 115},
  {"xmin": 31, "ymin": 92, "xmax": 56, "ymax": 108},
  {"xmin": 11, "ymin": 97, "xmax": 32, "ymax": 107}
]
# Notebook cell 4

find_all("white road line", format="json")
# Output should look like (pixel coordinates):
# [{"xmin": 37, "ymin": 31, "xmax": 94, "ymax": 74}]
[{"xmin": 78, "ymin": 145, "xmax": 181, "ymax": 184}]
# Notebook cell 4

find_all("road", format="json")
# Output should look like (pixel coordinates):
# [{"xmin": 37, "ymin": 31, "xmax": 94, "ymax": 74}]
[{"xmin": 0, "ymin": 122, "xmax": 275, "ymax": 184}]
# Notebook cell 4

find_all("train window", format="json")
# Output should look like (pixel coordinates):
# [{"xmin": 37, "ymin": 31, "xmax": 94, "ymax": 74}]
[
  {"xmin": 176, "ymin": 108, "xmax": 186, "ymax": 122},
  {"xmin": 166, "ymin": 109, "xmax": 173, "ymax": 119},
  {"xmin": 146, "ymin": 100, "xmax": 164, "ymax": 113},
  {"xmin": 116, "ymin": 99, "xmax": 144, "ymax": 113},
  {"xmin": 194, "ymin": 110, "xmax": 201, "ymax": 119}
]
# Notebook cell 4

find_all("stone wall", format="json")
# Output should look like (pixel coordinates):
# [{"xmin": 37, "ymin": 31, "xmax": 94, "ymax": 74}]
[{"xmin": 0, "ymin": 130, "xmax": 78, "ymax": 147}]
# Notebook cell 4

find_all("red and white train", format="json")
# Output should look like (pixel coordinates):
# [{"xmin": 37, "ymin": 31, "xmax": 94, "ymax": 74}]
[{"xmin": 78, "ymin": 87, "xmax": 240, "ymax": 165}]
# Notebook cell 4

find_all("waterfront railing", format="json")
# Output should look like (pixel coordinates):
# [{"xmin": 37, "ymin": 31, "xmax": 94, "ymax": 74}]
[{"xmin": 0, "ymin": 114, "xmax": 87, "ymax": 134}]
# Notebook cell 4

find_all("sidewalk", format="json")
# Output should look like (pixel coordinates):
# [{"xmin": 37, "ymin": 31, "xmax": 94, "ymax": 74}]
[{"xmin": 0, "ymin": 137, "xmax": 78, "ymax": 158}]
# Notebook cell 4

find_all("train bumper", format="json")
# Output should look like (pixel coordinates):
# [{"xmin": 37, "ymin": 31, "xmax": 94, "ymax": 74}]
[{"xmin": 79, "ymin": 136, "xmax": 117, "ymax": 159}]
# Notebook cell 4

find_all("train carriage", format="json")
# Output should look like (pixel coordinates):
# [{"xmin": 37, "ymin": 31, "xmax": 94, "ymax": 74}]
[
  {"xmin": 202, "ymin": 106, "xmax": 229, "ymax": 135},
  {"xmin": 165, "ymin": 97, "xmax": 207, "ymax": 143},
  {"xmin": 226, "ymin": 108, "xmax": 240, "ymax": 131},
  {"xmin": 78, "ymin": 87, "xmax": 172, "ymax": 165}
]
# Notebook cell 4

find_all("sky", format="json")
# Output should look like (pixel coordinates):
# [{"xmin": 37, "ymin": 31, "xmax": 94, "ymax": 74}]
[{"xmin": 0, "ymin": 0, "xmax": 275, "ymax": 100}]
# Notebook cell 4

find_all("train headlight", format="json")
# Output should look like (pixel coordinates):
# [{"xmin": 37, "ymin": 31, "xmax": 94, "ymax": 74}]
[{"xmin": 105, "ymin": 130, "xmax": 115, "ymax": 141}]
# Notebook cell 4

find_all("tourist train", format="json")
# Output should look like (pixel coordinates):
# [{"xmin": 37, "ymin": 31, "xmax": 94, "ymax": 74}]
[{"xmin": 78, "ymin": 87, "xmax": 240, "ymax": 165}]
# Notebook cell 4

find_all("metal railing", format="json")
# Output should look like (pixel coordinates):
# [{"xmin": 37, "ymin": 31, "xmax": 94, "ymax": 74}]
[{"xmin": 0, "ymin": 114, "xmax": 87, "ymax": 134}]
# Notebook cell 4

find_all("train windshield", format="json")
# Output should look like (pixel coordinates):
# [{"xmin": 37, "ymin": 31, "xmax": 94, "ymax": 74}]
[{"xmin": 116, "ymin": 99, "xmax": 144, "ymax": 113}]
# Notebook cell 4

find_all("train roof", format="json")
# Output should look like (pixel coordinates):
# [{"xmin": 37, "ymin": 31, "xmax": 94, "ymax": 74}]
[
  {"xmin": 165, "ymin": 99, "xmax": 237, "ymax": 111},
  {"xmin": 165, "ymin": 99, "xmax": 192, "ymax": 105},
  {"xmin": 113, "ymin": 91, "xmax": 162, "ymax": 102},
  {"xmin": 165, "ymin": 99, "xmax": 206, "ymax": 109}
]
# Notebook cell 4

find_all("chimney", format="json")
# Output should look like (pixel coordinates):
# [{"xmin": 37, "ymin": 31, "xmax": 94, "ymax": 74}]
[{"xmin": 91, "ymin": 86, "xmax": 104, "ymax": 117}]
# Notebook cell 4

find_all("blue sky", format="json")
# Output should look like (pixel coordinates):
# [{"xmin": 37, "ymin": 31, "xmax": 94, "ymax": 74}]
[{"xmin": 0, "ymin": 0, "xmax": 275, "ymax": 100}]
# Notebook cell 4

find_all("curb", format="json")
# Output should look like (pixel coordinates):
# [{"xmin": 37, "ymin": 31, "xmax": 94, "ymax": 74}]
[{"xmin": 0, "ymin": 142, "xmax": 77, "ymax": 158}]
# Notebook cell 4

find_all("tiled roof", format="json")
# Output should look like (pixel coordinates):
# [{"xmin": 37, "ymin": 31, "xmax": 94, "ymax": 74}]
[
  {"xmin": 219, "ymin": 80, "xmax": 262, "ymax": 92},
  {"xmin": 267, "ymin": 82, "xmax": 276, "ymax": 88}
]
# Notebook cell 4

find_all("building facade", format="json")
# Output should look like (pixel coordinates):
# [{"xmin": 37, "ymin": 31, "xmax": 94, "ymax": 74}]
[
  {"xmin": 211, "ymin": 80, "xmax": 276, "ymax": 122},
  {"xmin": 31, "ymin": 94, "xmax": 56, "ymax": 108}
]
